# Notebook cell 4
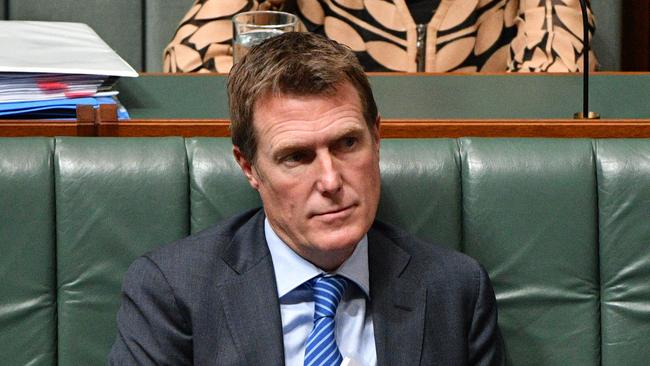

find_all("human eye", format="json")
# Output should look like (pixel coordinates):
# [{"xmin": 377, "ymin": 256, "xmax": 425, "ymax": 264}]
[
  {"xmin": 337, "ymin": 136, "xmax": 358, "ymax": 151},
  {"xmin": 280, "ymin": 150, "xmax": 309, "ymax": 166}
]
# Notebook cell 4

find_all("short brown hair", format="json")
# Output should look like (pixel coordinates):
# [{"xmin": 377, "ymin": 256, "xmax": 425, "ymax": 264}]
[{"xmin": 227, "ymin": 32, "xmax": 378, "ymax": 162}]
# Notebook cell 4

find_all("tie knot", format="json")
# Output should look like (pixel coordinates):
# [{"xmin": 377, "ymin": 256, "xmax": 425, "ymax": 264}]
[{"xmin": 311, "ymin": 275, "xmax": 348, "ymax": 319}]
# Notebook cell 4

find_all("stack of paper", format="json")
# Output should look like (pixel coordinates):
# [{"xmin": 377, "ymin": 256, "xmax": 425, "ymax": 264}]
[{"xmin": 0, "ymin": 21, "xmax": 137, "ymax": 119}]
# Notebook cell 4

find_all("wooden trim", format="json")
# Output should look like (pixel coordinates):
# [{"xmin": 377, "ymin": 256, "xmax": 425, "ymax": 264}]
[
  {"xmin": 95, "ymin": 117, "xmax": 650, "ymax": 138},
  {"xmin": 4, "ymin": 116, "xmax": 650, "ymax": 138},
  {"xmin": 97, "ymin": 119, "xmax": 231, "ymax": 137},
  {"xmin": 94, "ymin": 103, "xmax": 232, "ymax": 137},
  {"xmin": 378, "ymin": 119, "xmax": 650, "ymax": 138},
  {"xmin": 91, "ymin": 105, "xmax": 650, "ymax": 138},
  {"xmin": 0, "ymin": 105, "xmax": 96, "ymax": 137},
  {"xmin": 3, "ymin": 102, "xmax": 650, "ymax": 138}
]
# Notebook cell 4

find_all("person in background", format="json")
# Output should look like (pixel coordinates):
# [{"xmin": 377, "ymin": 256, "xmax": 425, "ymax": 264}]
[
  {"xmin": 163, "ymin": 0, "xmax": 596, "ymax": 73},
  {"xmin": 111, "ymin": 32, "xmax": 504, "ymax": 365}
]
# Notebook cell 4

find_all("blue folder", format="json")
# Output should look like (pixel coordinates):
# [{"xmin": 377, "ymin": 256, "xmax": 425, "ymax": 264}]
[{"xmin": 0, "ymin": 96, "xmax": 130, "ymax": 119}]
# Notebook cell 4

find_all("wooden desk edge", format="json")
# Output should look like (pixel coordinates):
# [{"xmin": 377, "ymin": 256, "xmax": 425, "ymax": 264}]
[
  {"xmin": 96, "ymin": 118, "xmax": 650, "ymax": 138},
  {"xmin": 2, "ymin": 102, "xmax": 650, "ymax": 138},
  {"xmin": 0, "ymin": 105, "xmax": 96, "ymax": 137}
]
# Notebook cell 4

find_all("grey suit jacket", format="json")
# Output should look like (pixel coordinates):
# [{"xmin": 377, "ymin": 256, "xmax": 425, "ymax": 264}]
[{"xmin": 109, "ymin": 208, "xmax": 504, "ymax": 365}]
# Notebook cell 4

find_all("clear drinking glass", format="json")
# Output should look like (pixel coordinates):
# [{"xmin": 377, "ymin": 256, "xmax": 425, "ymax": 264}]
[{"xmin": 232, "ymin": 11, "xmax": 298, "ymax": 64}]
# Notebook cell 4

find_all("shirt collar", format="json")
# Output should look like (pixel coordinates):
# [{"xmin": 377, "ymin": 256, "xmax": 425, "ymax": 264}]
[{"xmin": 264, "ymin": 218, "xmax": 370, "ymax": 299}]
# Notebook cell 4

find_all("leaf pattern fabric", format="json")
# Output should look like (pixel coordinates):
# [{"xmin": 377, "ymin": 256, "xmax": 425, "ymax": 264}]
[
  {"xmin": 163, "ymin": 0, "xmax": 597, "ymax": 73},
  {"xmin": 509, "ymin": 0, "xmax": 596, "ymax": 71},
  {"xmin": 164, "ymin": 0, "xmax": 256, "ymax": 73}
]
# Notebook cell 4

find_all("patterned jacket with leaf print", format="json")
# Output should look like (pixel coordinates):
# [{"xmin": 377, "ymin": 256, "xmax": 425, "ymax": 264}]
[{"xmin": 163, "ymin": 0, "xmax": 596, "ymax": 73}]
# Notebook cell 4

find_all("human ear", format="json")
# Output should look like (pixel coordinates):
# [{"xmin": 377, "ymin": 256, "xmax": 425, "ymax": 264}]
[{"xmin": 233, "ymin": 146, "xmax": 260, "ymax": 190}]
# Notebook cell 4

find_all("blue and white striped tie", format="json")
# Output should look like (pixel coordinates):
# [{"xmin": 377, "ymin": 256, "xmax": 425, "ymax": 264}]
[{"xmin": 304, "ymin": 275, "xmax": 349, "ymax": 366}]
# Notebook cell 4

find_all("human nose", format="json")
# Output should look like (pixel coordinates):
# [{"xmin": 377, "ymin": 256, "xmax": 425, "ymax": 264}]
[{"xmin": 315, "ymin": 151, "xmax": 342, "ymax": 195}]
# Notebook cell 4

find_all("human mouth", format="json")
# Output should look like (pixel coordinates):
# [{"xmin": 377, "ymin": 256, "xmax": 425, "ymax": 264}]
[{"xmin": 312, "ymin": 205, "xmax": 355, "ymax": 221}]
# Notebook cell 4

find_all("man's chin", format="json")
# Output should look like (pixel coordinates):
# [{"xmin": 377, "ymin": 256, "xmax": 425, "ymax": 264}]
[{"xmin": 308, "ymin": 227, "xmax": 365, "ymax": 252}]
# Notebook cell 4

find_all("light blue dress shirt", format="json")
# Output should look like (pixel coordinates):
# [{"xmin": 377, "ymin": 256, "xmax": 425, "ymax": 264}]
[{"xmin": 265, "ymin": 219, "xmax": 377, "ymax": 366}]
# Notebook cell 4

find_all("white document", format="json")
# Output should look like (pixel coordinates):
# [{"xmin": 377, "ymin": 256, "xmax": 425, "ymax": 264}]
[
  {"xmin": 0, "ymin": 21, "xmax": 138, "ymax": 77},
  {"xmin": 0, "ymin": 72, "xmax": 119, "ymax": 103}
]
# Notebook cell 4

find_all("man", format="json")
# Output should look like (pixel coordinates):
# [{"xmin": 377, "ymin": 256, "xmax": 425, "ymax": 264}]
[{"xmin": 109, "ymin": 32, "xmax": 504, "ymax": 365}]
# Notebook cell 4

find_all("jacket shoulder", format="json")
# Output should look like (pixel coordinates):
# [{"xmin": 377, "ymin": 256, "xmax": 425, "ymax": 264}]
[
  {"xmin": 371, "ymin": 220, "xmax": 485, "ymax": 285},
  {"xmin": 144, "ymin": 208, "xmax": 263, "ymax": 265}
]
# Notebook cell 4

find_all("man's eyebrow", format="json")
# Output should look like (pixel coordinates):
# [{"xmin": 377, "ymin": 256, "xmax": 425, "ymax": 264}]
[
  {"xmin": 324, "ymin": 125, "xmax": 365, "ymax": 142},
  {"xmin": 330, "ymin": 125, "xmax": 366, "ymax": 140},
  {"xmin": 271, "ymin": 124, "xmax": 367, "ymax": 155},
  {"xmin": 271, "ymin": 140, "xmax": 311, "ymax": 159}
]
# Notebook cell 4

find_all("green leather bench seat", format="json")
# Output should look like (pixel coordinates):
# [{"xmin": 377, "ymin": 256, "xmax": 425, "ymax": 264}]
[
  {"xmin": 597, "ymin": 140, "xmax": 650, "ymax": 365},
  {"xmin": 0, "ymin": 137, "xmax": 648, "ymax": 365},
  {"xmin": 461, "ymin": 139, "xmax": 600, "ymax": 365},
  {"xmin": 186, "ymin": 138, "xmax": 464, "ymax": 247},
  {"xmin": 187, "ymin": 138, "xmax": 261, "ymax": 232},
  {"xmin": 55, "ymin": 137, "xmax": 190, "ymax": 365},
  {"xmin": 0, "ymin": 138, "xmax": 56, "ymax": 366}
]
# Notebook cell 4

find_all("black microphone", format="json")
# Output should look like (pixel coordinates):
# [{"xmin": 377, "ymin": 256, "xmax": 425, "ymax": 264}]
[{"xmin": 575, "ymin": 0, "xmax": 599, "ymax": 119}]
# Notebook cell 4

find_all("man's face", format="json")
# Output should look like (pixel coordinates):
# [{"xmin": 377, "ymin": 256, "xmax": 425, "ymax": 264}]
[{"xmin": 234, "ymin": 82, "xmax": 381, "ymax": 271}]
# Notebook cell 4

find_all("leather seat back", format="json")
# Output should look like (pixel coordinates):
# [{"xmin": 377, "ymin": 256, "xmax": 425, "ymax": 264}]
[
  {"xmin": 1, "ymin": 137, "xmax": 649, "ymax": 365},
  {"xmin": 55, "ymin": 137, "xmax": 190, "ymax": 365},
  {"xmin": 0, "ymin": 138, "xmax": 56, "ymax": 366}
]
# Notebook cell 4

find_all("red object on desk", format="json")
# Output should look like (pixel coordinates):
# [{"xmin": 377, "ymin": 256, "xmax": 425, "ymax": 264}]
[
  {"xmin": 37, "ymin": 81, "xmax": 68, "ymax": 91},
  {"xmin": 64, "ymin": 91, "xmax": 95, "ymax": 98}
]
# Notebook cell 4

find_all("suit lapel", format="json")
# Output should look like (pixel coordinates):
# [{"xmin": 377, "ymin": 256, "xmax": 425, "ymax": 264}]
[
  {"xmin": 218, "ymin": 211, "xmax": 285, "ymax": 365},
  {"xmin": 369, "ymin": 226, "xmax": 427, "ymax": 366}
]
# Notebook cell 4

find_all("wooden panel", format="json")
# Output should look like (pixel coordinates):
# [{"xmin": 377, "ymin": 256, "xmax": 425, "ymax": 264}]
[
  {"xmin": 377, "ymin": 119, "xmax": 650, "ymax": 138},
  {"xmin": 622, "ymin": 0, "xmax": 650, "ymax": 71},
  {"xmin": 3, "ymin": 104, "xmax": 650, "ymax": 138},
  {"xmin": 0, "ymin": 106, "xmax": 96, "ymax": 137},
  {"xmin": 92, "ymin": 104, "xmax": 650, "ymax": 138},
  {"xmin": 4, "ymin": 117, "xmax": 650, "ymax": 138},
  {"xmin": 98, "ymin": 119, "xmax": 650, "ymax": 138},
  {"xmin": 95, "ymin": 120, "xmax": 650, "ymax": 140}
]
